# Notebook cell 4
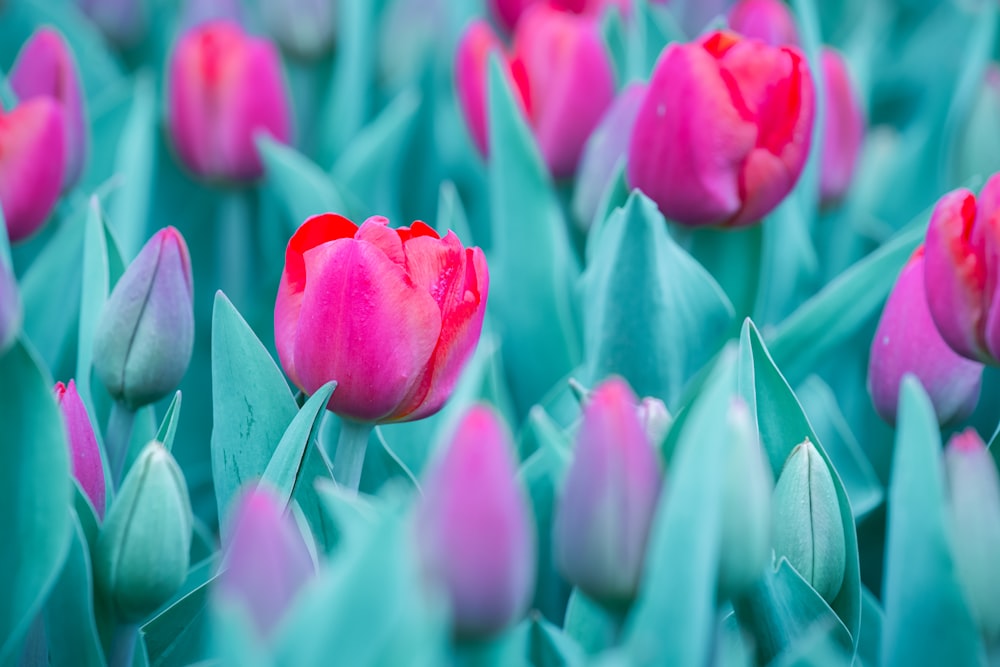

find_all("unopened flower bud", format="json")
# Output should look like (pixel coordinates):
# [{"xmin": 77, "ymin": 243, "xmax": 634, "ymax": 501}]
[
  {"xmin": 55, "ymin": 380, "xmax": 106, "ymax": 519},
  {"xmin": 636, "ymin": 395, "xmax": 671, "ymax": 449}
]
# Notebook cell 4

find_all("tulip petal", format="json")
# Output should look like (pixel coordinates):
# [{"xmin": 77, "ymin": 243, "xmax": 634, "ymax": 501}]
[{"xmin": 355, "ymin": 216, "xmax": 405, "ymax": 269}]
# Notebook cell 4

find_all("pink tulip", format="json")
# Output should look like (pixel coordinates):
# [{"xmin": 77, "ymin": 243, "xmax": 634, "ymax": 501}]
[
  {"xmin": 868, "ymin": 248, "xmax": 983, "ymax": 426},
  {"xmin": 55, "ymin": 380, "xmax": 106, "ymax": 519},
  {"xmin": 0, "ymin": 98, "xmax": 65, "ymax": 243},
  {"xmin": 167, "ymin": 21, "xmax": 291, "ymax": 183},
  {"xmin": 627, "ymin": 30, "xmax": 815, "ymax": 228},
  {"xmin": 10, "ymin": 27, "xmax": 88, "ymax": 190},
  {"xmin": 923, "ymin": 175, "xmax": 1000, "ymax": 364},
  {"xmin": 819, "ymin": 48, "xmax": 864, "ymax": 207},
  {"xmin": 488, "ymin": 0, "xmax": 630, "ymax": 34},
  {"xmin": 727, "ymin": 0, "xmax": 799, "ymax": 47},
  {"xmin": 456, "ymin": 5, "xmax": 616, "ymax": 178},
  {"xmin": 415, "ymin": 405, "xmax": 535, "ymax": 637},
  {"xmin": 554, "ymin": 377, "xmax": 663, "ymax": 604},
  {"xmin": 274, "ymin": 213, "xmax": 489, "ymax": 423}
]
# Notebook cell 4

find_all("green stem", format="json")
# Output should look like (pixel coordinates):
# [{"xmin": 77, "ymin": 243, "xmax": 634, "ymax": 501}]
[
  {"xmin": 216, "ymin": 191, "xmax": 252, "ymax": 314},
  {"xmin": 108, "ymin": 624, "xmax": 137, "ymax": 667},
  {"xmin": 332, "ymin": 420, "xmax": 373, "ymax": 492},
  {"xmin": 107, "ymin": 399, "xmax": 136, "ymax": 490}
]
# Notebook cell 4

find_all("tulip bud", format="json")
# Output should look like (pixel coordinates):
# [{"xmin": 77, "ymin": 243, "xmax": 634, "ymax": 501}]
[
  {"xmin": 215, "ymin": 487, "xmax": 315, "ymax": 639},
  {"xmin": 74, "ymin": 0, "xmax": 147, "ymax": 48},
  {"xmin": 167, "ymin": 21, "xmax": 292, "ymax": 183},
  {"xmin": 868, "ymin": 248, "xmax": 983, "ymax": 425},
  {"xmin": 572, "ymin": 83, "xmax": 646, "ymax": 228},
  {"xmin": 943, "ymin": 429, "xmax": 1000, "ymax": 642},
  {"xmin": 0, "ymin": 256, "xmax": 20, "ymax": 353},
  {"xmin": 717, "ymin": 398, "xmax": 773, "ymax": 599},
  {"xmin": 93, "ymin": 227, "xmax": 194, "ymax": 410},
  {"xmin": 554, "ymin": 378, "xmax": 663, "ymax": 605},
  {"xmin": 818, "ymin": 48, "xmax": 864, "ymax": 207},
  {"xmin": 727, "ymin": 0, "xmax": 800, "ymax": 47},
  {"xmin": 54, "ymin": 380, "xmax": 106, "ymax": 519},
  {"xmin": 923, "ymin": 175, "xmax": 1000, "ymax": 365},
  {"xmin": 627, "ymin": 30, "xmax": 815, "ymax": 228},
  {"xmin": 771, "ymin": 439, "xmax": 845, "ymax": 603},
  {"xmin": 0, "ymin": 98, "xmax": 66, "ymax": 243},
  {"xmin": 96, "ymin": 442, "xmax": 192, "ymax": 621},
  {"xmin": 9, "ymin": 28, "xmax": 88, "ymax": 191},
  {"xmin": 415, "ymin": 405, "xmax": 535, "ymax": 637},
  {"xmin": 636, "ymin": 395, "xmax": 671, "ymax": 449},
  {"xmin": 260, "ymin": 0, "xmax": 336, "ymax": 60}
]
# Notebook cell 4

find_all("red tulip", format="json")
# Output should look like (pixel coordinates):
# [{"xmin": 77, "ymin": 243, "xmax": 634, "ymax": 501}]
[
  {"xmin": 488, "ymin": 0, "xmax": 630, "ymax": 34},
  {"xmin": 274, "ymin": 213, "xmax": 489, "ymax": 423}
]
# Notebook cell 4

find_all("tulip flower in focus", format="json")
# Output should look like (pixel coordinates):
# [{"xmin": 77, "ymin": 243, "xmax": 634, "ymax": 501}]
[
  {"xmin": 627, "ymin": 30, "xmax": 815, "ymax": 227},
  {"xmin": 274, "ymin": 213, "xmax": 488, "ymax": 423},
  {"xmin": 167, "ymin": 20, "xmax": 292, "ymax": 183},
  {"xmin": 0, "ymin": 98, "xmax": 65, "ymax": 243},
  {"xmin": 488, "ymin": 0, "xmax": 629, "ymax": 34},
  {"xmin": 93, "ymin": 227, "xmax": 195, "ymax": 410},
  {"xmin": 415, "ymin": 405, "xmax": 535, "ymax": 637},
  {"xmin": 456, "ymin": 5, "xmax": 616, "ymax": 178},
  {"xmin": 868, "ymin": 247, "xmax": 983, "ymax": 425},
  {"xmin": 923, "ymin": 175, "xmax": 1000, "ymax": 364},
  {"xmin": 55, "ymin": 380, "xmax": 106, "ymax": 519},
  {"xmin": 554, "ymin": 377, "xmax": 663, "ymax": 605},
  {"xmin": 727, "ymin": 0, "xmax": 799, "ymax": 47},
  {"xmin": 818, "ymin": 48, "xmax": 864, "ymax": 207},
  {"xmin": 215, "ymin": 486, "xmax": 315, "ymax": 639},
  {"xmin": 260, "ymin": 0, "xmax": 336, "ymax": 60},
  {"xmin": 10, "ymin": 27, "xmax": 88, "ymax": 190},
  {"xmin": 74, "ymin": 0, "xmax": 147, "ymax": 48}
]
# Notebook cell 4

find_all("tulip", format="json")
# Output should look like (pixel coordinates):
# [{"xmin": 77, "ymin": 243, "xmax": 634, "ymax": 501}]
[
  {"xmin": 554, "ymin": 377, "xmax": 663, "ymax": 605},
  {"xmin": 74, "ymin": 0, "xmax": 147, "ymax": 48},
  {"xmin": 93, "ymin": 227, "xmax": 194, "ymax": 410},
  {"xmin": 818, "ymin": 48, "xmax": 864, "ymax": 207},
  {"xmin": 215, "ymin": 487, "xmax": 315, "ymax": 639},
  {"xmin": 167, "ymin": 20, "xmax": 292, "ymax": 182},
  {"xmin": 923, "ymin": 174, "xmax": 1000, "ymax": 364},
  {"xmin": 868, "ymin": 248, "xmax": 983, "ymax": 425},
  {"xmin": 54, "ymin": 380, "xmax": 106, "ymax": 519},
  {"xmin": 274, "ymin": 213, "xmax": 488, "ymax": 423},
  {"xmin": 415, "ymin": 405, "xmax": 535, "ymax": 637},
  {"xmin": 943, "ymin": 429, "xmax": 1000, "ymax": 642},
  {"xmin": 955, "ymin": 66, "xmax": 1000, "ymax": 185},
  {"xmin": 727, "ymin": 0, "xmax": 799, "ymax": 47},
  {"xmin": 488, "ymin": 0, "xmax": 630, "ymax": 33},
  {"xmin": 96, "ymin": 442, "xmax": 192, "ymax": 621},
  {"xmin": 771, "ymin": 439, "xmax": 845, "ymax": 603},
  {"xmin": 259, "ymin": 0, "xmax": 336, "ymax": 60},
  {"xmin": 0, "ymin": 98, "xmax": 65, "ymax": 243},
  {"xmin": 9, "ymin": 27, "xmax": 88, "ymax": 190},
  {"xmin": 627, "ymin": 30, "xmax": 815, "ymax": 227},
  {"xmin": 456, "ymin": 5, "xmax": 616, "ymax": 178}
]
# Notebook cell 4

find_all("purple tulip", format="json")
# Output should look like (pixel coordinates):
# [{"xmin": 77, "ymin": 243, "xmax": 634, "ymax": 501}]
[
  {"xmin": 727, "ymin": 0, "xmax": 799, "ymax": 47},
  {"xmin": 54, "ymin": 380, "xmax": 106, "ymax": 519}
]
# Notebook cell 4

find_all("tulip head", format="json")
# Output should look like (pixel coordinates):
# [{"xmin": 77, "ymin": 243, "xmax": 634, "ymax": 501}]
[
  {"xmin": 923, "ymin": 176, "xmax": 1000, "ymax": 364},
  {"xmin": 96, "ymin": 442, "xmax": 192, "ymax": 622},
  {"xmin": 415, "ymin": 405, "xmax": 535, "ymax": 637},
  {"xmin": 274, "ymin": 213, "xmax": 488, "ymax": 423},
  {"xmin": 215, "ymin": 486, "xmax": 316, "ymax": 639},
  {"xmin": 627, "ymin": 30, "xmax": 815, "ymax": 228},
  {"xmin": 818, "ymin": 48, "xmax": 864, "ymax": 207},
  {"xmin": 167, "ymin": 21, "xmax": 292, "ymax": 183},
  {"xmin": 554, "ymin": 377, "xmax": 663, "ymax": 605},
  {"xmin": 93, "ymin": 227, "xmax": 194, "ymax": 410},
  {"xmin": 54, "ymin": 380, "xmax": 106, "ymax": 519},
  {"xmin": 727, "ymin": 0, "xmax": 800, "ymax": 47},
  {"xmin": 869, "ymin": 248, "xmax": 983, "ymax": 425},
  {"xmin": 0, "ymin": 98, "xmax": 65, "ymax": 243},
  {"xmin": 10, "ymin": 27, "xmax": 88, "ymax": 190}
]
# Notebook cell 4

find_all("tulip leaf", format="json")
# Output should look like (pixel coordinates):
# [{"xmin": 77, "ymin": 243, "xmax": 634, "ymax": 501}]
[
  {"xmin": 141, "ymin": 578, "xmax": 215, "ymax": 667},
  {"xmin": 563, "ymin": 589, "xmax": 623, "ymax": 656},
  {"xmin": 434, "ymin": 180, "xmax": 475, "ymax": 247},
  {"xmin": 679, "ymin": 223, "xmax": 764, "ymax": 321},
  {"xmin": 210, "ymin": 292, "xmax": 298, "ymax": 532},
  {"xmin": 107, "ymin": 74, "xmax": 156, "ymax": 260},
  {"xmin": 153, "ymin": 392, "xmax": 183, "ymax": 452},
  {"xmin": 43, "ymin": 514, "xmax": 105, "ymax": 667},
  {"xmin": 360, "ymin": 428, "xmax": 420, "ymax": 495},
  {"xmin": 0, "ymin": 340, "xmax": 72, "ymax": 664},
  {"xmin": 858, "ymin": 587, "xmax": 884, "ymax": 667},
  {"xmin": 581, "ymin": 191, "xmax": 734, "ymax": 409},
  {"xmin": 753, "ymin": 198, "xmax": 819, "ymax": 326},
  {"xmin": 529, "ymin": 616, "xmax": 586, "ymax": 667},
  {"xmin": 258, "ymin": 135, "xmax": 350, "ymax": 227},
  {"xmin": 486, "ymin": 56, "xmax": 582, "ymax": 415},
  {"xmin": 737, "ymin": 320, "xmax": 862, "ymax": 653},
  {"xmin": 583, "ymin": 163, "xmax": 630, "ymax": 262},
  {"xmin": 881, "ymin": 378, "xmax": 982, "ymax": 666},
  {"xmin": 76, "ymin": 197, "xmax": 110, "ymax": 413}
]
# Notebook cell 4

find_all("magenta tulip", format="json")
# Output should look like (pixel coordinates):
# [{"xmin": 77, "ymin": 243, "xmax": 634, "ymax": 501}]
[
  {"xmin": 274, "ymin": 213, "xmax": 489, "ymax": 423},
  {"xmin": 627, "ymin": 30, "xmax": 815, "ymax": 228},
  {"xmin": 55, "ymin": 380, "xmax": 106, "ymax": 519},
  {"xmin": 818, "ymin": 48, "xmax": 864, "ymax": 207},
  {"xmin": 167, "ymin": 21, "xmax": 291, "ymax": 183},
  {"xmin": 0, "ymin": 98, "xmax": 65, "ymax": 243},
  {"xmin": 868, "ymin": 248, "xmax": 983, "ymax": 425},
  {"xmin": 10, "ymin": 28, "xmax": 88, "ymax": 190},
  {"xmin": 727, "ymin": 0, "xmax": 799, "ymax": 47},
  {"xmin": 923, "ymin": 175, "xmax": 1000, "ymax": 364},
  {"xmin": 488, "ymin": 0, "xmax": 629, "ymax": 33},
  {"xmin": 415, "ymin": 405, "xmax": 535, "ymax": 637}
]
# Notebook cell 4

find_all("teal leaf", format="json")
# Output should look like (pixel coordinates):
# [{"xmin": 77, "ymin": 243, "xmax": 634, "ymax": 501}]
[
  {"xmin": 359, "ymin": 428, "xmax": 420, "ymax": 495},
  {"xmin": 0, "ymin": 340, "xmax": 72, "ymax": 664},
  {"xmin": 141, "ymin": 579, "xmax": 215, "ymax": 667},
  {"xmin": 258, "ymin": 135, "xmax": 349, "ymax": 226},
  {"xmin": 858, "ymin": 587, "xmax": 884, "ymax": 667},
  {"xmin": 434, "ymin": 180, "xmax": 475, "ymax": 245},
  {"xmin": 107, "ymin": 74, "xmax": 156, "ymax": 260},
  {"xmin": 881, "ymin": 378, "xmax": 983, "ymax": 667},
  {"xmin": 77, "ymin": 197, "xmax": 110, "ymax": 413},
  {"xmin": 154, "ymin": 392, "xmax": 183, "ymax": 452},
  {"xmin": 528, "ymin": 616, "xmax": 586, "ymax": 667},
  {"xmin": 563, "ymin": 589, "xmax": 624, "ymax": 656}
]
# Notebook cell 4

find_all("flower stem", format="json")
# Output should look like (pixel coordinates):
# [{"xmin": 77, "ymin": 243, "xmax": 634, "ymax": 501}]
[
  {"xmin": 332, "ymin": 419, "xmax": 373, "ymax": 492},
  {"xmin": 216, "ymin": 191, "xmax": 253, "ymax": 314},
  {"xmin": 108, "ymin": 624, "xmax": 137, "ymax": 667},
  {"xmin": 107, "ymin": 399, "xmax": 136, "ymax": 490}
]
